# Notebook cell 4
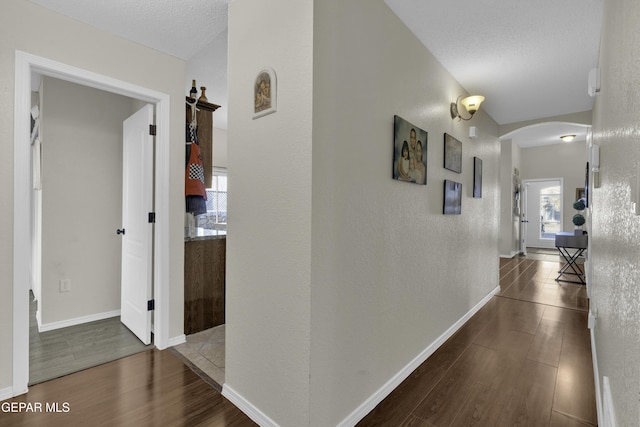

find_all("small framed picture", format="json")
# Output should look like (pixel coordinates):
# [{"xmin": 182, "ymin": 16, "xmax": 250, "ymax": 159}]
[
  {"xmin": 473, "ymin": 157, "xmax": 482, "ymax": 198},
  {"xmin": 443, "ymin": 180, "xmax": 462, "ymax": 215},
  {"xmin": 253, "ymin": 68, "xmax": 277, "ymax": 119},
  {"xmin": 444, "ymin": 133, "xmax": 462, "ymax": 173},
  {"xmin": 392, "ymin": 115, "xmax": 427, "ymax": 185}
]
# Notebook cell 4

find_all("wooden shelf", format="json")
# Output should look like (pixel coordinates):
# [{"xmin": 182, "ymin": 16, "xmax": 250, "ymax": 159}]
[{"xmin": 185, "ymin": 96, "xmax": 221, "ymax": 112}]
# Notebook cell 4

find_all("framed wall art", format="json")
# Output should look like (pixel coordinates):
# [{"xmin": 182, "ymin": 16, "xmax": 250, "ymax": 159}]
[
  {"xmin": 443, "ymin": 180, "xmax": 462, "ymax": 215},
  {"xmin": 444, "ymin": 133, "xmax": 462, "ymax": 173},
  {"xmin": 253, "ymin": 68, "xmax": 277, "ymax": 119},
  {"xmin": 473, "ymin": 157, "xmax": 483, "ymax": 198},
  {"xmin": 584, "ymin": 162, "xmax": 589, "ymax": 207},
  {"xmin": 393, "ymin": 115, "xmax": 427, "ymax": 185}
]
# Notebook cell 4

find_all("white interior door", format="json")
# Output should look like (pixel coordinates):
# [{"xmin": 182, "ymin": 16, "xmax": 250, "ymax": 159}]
[
  {"xmin": 525, "ymin": 179, "xmax": 563, "ymax": 249},
  {"xmin": 120, "ymin": 105, "xmax": 154, "ymax": 344}
]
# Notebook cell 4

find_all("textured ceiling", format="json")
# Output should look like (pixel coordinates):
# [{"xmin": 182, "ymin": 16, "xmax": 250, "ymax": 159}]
[
  {"xmin": 29, "ymin": 0, "xmax": 229, "ymax": 61},
  {"xmin": 30, "ymin": 0, "xmax": 603, "ymax": 144},
  {"xmin": 384, "ymin": 0, "xmax": 604, "ymax": 126}
]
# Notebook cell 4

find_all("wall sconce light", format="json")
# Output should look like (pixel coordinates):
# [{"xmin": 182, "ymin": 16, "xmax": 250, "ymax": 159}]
[
  {"xmin": 450, "ymin": 95, "xmax": 485, "ymax": 121},
  {"xmin": 560, "ymin": 134, "xmax": 576, "ymax": 142}
]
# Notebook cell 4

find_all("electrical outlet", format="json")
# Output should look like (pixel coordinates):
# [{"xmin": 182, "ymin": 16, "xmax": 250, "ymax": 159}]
[{"xmin": 60, "ymin": 279, "xmax": 71, "ymax": 293}]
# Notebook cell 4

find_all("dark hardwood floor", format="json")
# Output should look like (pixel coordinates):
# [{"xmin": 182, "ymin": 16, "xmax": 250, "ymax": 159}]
[
  {"xmin": 358, "ymin": 257, "xmax": 597, "ymax": 426},
  {"xmin": 2, "ymin": 257, "xmax": 596, "ymax": 426},
  {"xmin": 0, "ymin": 349, "xmax": 256, "ymax": 427}
]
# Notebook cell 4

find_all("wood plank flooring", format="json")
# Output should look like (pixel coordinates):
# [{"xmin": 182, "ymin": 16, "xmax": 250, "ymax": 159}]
[
  {"xmin": 358, "ymin": 257, "xmax": 597, "ymax": 426},
  {"xmin": 29, "ymin": 294, "xmax": 152, "ymax": 385},
  {"xmin": 1, "ymin": 349, "xmax": 256, "ymax": 427},
  {"xmin": 4, "ymin": 257, "xmax": 596, "ymax": 426}
]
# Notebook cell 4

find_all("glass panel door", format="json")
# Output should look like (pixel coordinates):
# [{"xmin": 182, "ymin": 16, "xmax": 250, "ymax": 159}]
[
  {"xmin": 540, "ymin": 185, "xmax": 561, "ymax": 238},
  {"xmin": 525, "ymin": 179, "xmax": 563, "ymax": 248}
]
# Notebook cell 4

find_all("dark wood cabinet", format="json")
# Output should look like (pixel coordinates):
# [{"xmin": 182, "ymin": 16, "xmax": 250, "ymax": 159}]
[{"xmin": 184, "ymin": 237, "xmax": 225, "ymax": 335}]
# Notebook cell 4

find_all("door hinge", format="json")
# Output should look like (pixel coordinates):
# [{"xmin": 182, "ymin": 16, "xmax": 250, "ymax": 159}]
[
  {"xmin": 147, "ymin": 300, "xmax": 155, "ymax": 311},
  {"xmin": 149, "ymin": 124, "xmax": 157, "ymax": 136},
  {"xmin": 148, "ymin": 212, "xmax": 156, "ymax": 223}
]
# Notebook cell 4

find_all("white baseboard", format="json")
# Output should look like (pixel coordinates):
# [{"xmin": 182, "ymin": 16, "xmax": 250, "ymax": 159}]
[
  {"xmin": 602, "ymin": 376, "xmax": 617, "ymax": 427},
  {"xmin": 0, "ymin": 386, "xmax": 14, "ymax": 401},
  {"xmin": 38, "ymin": 309, "xmax": 120, "ymax": 332},
  {"xmin": 499, "ymin": 251, "xmax": 519, "ymax": 258},
  {"xmin": 167, "ymin": 334, "xmax": 186, "ymax": 347},
  {"xmin": 590, "ymin": 328, "xmax": 603, "ymax": 427},
  {"xmin": 338, "ymin": 285, "xmax": 501, "ymax": 427},
  {"xmin": 222, "ymin": 383, "xmax": 279, "ymax": 427}
]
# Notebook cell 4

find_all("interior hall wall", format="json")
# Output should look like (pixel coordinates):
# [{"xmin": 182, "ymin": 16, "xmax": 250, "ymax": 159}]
[
  {"xmin": 590, "ymin": 0, "xmax": 640, "ymax": 425},
  {"xmin": 310, "ymin": 0, "xmax": 500, "ymax": 424}
]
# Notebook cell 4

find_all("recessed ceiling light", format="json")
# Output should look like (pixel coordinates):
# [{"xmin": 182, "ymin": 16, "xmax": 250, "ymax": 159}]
[{"xmin": 560, "ymin": 134, "xmax": 576, "ymax": 142}]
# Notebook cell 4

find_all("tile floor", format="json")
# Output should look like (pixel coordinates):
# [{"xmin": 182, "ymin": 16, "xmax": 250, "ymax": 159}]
[{"xmin": 171, "ymin": 324, "xmax": 226, "ymax": 390}]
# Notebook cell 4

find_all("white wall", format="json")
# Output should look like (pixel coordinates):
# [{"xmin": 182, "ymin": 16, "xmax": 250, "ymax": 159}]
[
  {"xmin": 213, "ymin": 127, "xmax": 227, "ymax": 168},
  {"xmin": 40, "ymin": 77, "xmax": 138, "ymax": 325},
  {"xmin": 590, "ymin": 0, "xmax": 640, "ymax": 425},
  {"xmin": 499, "ymin": 140, "xmax": 522, "ymax": 257},
  {"xmin": 226, "ymin": 1, "xmax": 500, "ymax": 424},
  {"xmin": 310, "ymin": 1, "xmax": 499, "ymax": 424},
  {"xmin": 0, "ymin": 0, "xmax": 185, "ymax": 391},
  {"xmin": 225, "ymin": 0, "xmax": 313, "ymax": 425},
  {"xmin": 519, "ymin": 142, "xmax": 588, "ymax": 234}
]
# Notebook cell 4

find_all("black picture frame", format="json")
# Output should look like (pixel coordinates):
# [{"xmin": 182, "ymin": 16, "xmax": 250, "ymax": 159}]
[
  {"xmin": 392, "ymin": 115, "xmax": 427, "ymax": 185},
  {"xmin": 584, "ymin": 162, "xmax": 589, "ymax": 207},
  {"xmin": 473, "ymin": 157, "xmax": 482, "ymax": 198},
  {"xmin": 443, "ymin": 180, "xmax": 462, "ymax": 215},
  {"xmin": 444, "ymin": 133, "xmax": 462, "ymax": 173}
]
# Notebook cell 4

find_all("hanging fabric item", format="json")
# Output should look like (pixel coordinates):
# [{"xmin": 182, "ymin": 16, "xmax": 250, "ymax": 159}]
[{"xmin": 185, "ymin": 98, "xmax": 207, "ymax": 215}]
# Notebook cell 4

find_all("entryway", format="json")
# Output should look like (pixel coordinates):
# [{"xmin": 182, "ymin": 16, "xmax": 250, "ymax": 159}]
[
  {"xmin": 13, "ymin": 51, "xmax": 172, "ymax": 395},
  {"xmin": 522, "ymin": 179, "xmax": 563, "ymax": 249}
]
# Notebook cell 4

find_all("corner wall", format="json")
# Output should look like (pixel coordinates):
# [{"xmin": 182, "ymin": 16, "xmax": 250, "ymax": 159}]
[
  {"xmin": 225, "ymin": 0, "xmax": 313, "ymax": 425},
  {"xmin": 590, "ymin": 0, "xmax": 640, "ymax": 425},
  {"xmin": 499, "ymin": 140, "xmax": 521, "ymax": 257},
  {"xmin": 311, "ymin": 1, "xmax": 500, "ymax": 424}
]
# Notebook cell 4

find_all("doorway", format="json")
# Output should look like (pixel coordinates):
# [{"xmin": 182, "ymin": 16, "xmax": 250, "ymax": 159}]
[
  {"xmin": 523, "ymin": 179, "xmax": 563, "ymax": 249},
  {"xmin": 28, "ymin": 79, "xmax": 154, "ymax": 384},
  {"xmin": 13, "ymin": 51, "xmax": 172, "ymax": 396}
]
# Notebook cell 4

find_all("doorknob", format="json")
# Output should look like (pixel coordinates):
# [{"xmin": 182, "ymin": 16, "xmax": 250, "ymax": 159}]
[
  {"xmin": 116, "ymin": 228, "xmax": 126, "ymax": 235},
  {"xmin": 521, "ymin": 220, "xmax": 529, "ymax": 223}
]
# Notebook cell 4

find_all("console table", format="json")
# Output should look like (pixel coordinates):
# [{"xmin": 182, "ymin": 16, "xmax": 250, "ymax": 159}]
[{"xmin": 555, "ymin": 232, "xmax": 587, "ymax": 285}]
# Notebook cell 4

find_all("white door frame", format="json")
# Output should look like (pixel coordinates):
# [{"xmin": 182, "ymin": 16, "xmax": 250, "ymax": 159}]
[
  {"xmin": 13, "ymin": 51, "xmax": 171, "ymax": 396},
  {"xmin": 520, "ymin": 184, "xmax": 528, "ymax": 255}
]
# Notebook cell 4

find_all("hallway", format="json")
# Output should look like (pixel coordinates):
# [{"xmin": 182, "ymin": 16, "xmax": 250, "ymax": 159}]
[
  {"xmin": 358, "ymin": 256, "xmax": 596, "ymax": 426},
  {"xmin": 1, "ymin": 256, "xmax": 596, "ymax": 426}
]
